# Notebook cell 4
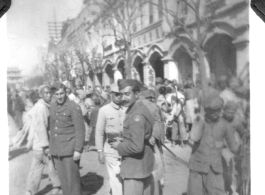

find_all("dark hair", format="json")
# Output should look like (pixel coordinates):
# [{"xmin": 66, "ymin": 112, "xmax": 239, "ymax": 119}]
[
  {"xmin": 132, "ymin": 84, "xmax": 141, "ymax": 93},
  {"xmin": 166, "ymin": 86, "xmax": 172, "ymax": 93},
  {"xmin": 159, "ymin": 86, "xmax": 167, "ymax": 95}
]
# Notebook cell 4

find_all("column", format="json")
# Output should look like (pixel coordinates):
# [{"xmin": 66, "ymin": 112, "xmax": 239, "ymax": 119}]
[
  {"xmin": 142, "ymin": 62, "xmax": 155, "ymax": 86},
  {"xmin": 162, "ymin": 57, "xmax": 179, "ymax": 82},
  {"xmin": 233, "ymin": 32, "xmax": 249, "ymax": 84}
]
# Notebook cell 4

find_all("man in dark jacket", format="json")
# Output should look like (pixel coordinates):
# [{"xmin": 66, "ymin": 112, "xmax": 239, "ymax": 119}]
[
  {"xmin": 49, "ymin": 82, "xmax": 85, "ymax": 195},
  {"xmin": 110, "ymin": 79, "xmax": 155, "ymax": 195},
  {"xmin": 187, "ymin": 95, "xmax": 240, "ymax": 195}
]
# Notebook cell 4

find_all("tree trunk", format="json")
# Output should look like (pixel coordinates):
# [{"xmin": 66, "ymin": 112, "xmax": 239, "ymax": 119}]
[
  {"xmin": 125, "ymin": 43, "xmax": 132, "ymax": 79},
  {"xmin": 197, "ymin": 48, "xmax": 209, "ymax": 97}
]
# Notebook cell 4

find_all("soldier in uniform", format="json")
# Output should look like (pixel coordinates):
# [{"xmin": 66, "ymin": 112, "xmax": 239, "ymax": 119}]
[
  {"xmin": 187, "ymin": 95, "xmax": 240, "ymax": 195},
  {"xmin": 110, "ymin": 79, "xmax": 155, "ymax": 195},
  {"xmin": 49, "ymin": 82, "xmax": 85, "ymax": 195},
  {"xmin": 95, "ymin": 83, "xmax": 126, "ymax": 195}
]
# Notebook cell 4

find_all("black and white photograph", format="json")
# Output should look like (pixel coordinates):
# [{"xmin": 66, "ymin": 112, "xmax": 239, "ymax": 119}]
[{"xmin": 4, "ymin": 0, "xmax": 258, "ymax": 194}]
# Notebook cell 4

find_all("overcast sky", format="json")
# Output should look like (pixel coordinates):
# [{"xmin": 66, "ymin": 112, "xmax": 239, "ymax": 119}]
[{"xmin": 6, "ymin": 0, "xmax": 84, "ymax": 76}]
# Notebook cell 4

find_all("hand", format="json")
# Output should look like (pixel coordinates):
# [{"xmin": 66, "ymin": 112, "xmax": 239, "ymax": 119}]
[
  {"xmin": 109, "ymin": 141, "xmax": 119, "ymax": 150},
  {"xmin": 44, "ymin": 148, "xmax": 50, "ymax": 155},
  {"xmin": 73, "ymin": 151, "xmax": 81, "ymax": 161},
  {"xmin": 149, "ymin": 136, "xmax": 156, "ymax": 146},
  {"xmin": 98, "ymin": 151, "xmax": 105, "ymax": 164}
]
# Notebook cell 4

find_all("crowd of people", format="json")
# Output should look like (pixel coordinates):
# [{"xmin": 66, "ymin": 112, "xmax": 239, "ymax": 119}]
[{"xmin": 8, "ymin": 73, "xmax": 250, "ymax": 195}]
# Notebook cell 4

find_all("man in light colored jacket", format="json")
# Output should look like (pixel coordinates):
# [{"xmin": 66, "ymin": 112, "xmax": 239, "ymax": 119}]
[
  {"xmin": 25, "ymin": 85, "xmax": 61, "ymax": 195},
  {"xmin": 95, "ymin": 83, "xmax": 126, "ymax": 195}
]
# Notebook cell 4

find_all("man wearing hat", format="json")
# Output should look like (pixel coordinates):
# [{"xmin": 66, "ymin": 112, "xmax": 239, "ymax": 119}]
[
  {"xmin": 95, "ymin": 82, "xmax": 126, "ymax": 195},
  {"xmin": 187, "ymin": 95, "xmax": 240, "ymax": 195},
  {"xmin": 109, "ymin": 79, "xmax": 155, "ymax": 195},
  {"xmin": 139, "ymin": 89, "xmax": 165, "ymax": 195},
  {"xmin": 49, "ymin": 82, "xmax": 85, "ymax": 195},
  {"xmin": 24, "ymin": 85, "xmax": 61, "ymax": 195}
]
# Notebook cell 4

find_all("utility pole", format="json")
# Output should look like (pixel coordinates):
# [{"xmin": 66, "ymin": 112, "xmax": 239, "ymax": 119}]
[{"xmin": 47, "ymin": 8, "xmax": 63, "ymax": 44}]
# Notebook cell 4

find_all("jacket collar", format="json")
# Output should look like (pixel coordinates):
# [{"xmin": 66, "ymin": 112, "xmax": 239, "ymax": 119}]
[
  {"xmin": 126, "ymin": 100, "xmax": 142, "ymax": 114},
  {"xmin": 110, "ymin": 101, "xmax": 122, "ymax": 110},
  {"xmin": 38, "ymin": 98, "xmax": 50, "ymax": 108}
]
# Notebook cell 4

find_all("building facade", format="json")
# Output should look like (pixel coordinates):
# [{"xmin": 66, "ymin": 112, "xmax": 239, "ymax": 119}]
[{"xmin": 58, "ymin": 0, "xmax": 249, "ymax": 88}]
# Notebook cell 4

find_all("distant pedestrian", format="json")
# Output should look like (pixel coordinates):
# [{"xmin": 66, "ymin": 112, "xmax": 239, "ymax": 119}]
[
  {"xmin": 85, "ymin": 97, "xmax": 101, "ymax": 151},
  {"xmin": 11, "ymin": 89, "xmax": 25, "ymax": 130}
]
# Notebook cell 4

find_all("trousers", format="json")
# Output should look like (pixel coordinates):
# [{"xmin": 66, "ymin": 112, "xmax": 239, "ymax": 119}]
[
  {"xmin": 26, "ymin": 150, "xmax": 60, "ymax": 194},
  {"xmin": 53, "ymin": 155, "xmax": 81, "ymax": 195},
  {"xmin": 187, "ymin": 169, "xmax": 226, "ymax": 195},
  {"xmin": 105, "ymin": 156, "xmax": 123, "ymax": 195},
  {"xmin": 172, "ymin": 121, "xmax": 187, "ymax": 141},
  {"xmin": 124, "ymin": 175, "xmax": 153, "ymax": 195}
]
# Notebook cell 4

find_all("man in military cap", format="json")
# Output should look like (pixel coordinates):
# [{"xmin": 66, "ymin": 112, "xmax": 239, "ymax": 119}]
[
  {"xmin": 95, "ymin": 82, "xmax": 126, "ymax": 195},
  {"xmin": 187, "ymin": 95, "xmax": 240, "ymax": 195},
  {"xmin": 49, "ymin": 82, "xmax": 85, "ymax": 195},
  {"xmin": 109, "ymin": 79, "xmax": 155, "ymax": 195}
]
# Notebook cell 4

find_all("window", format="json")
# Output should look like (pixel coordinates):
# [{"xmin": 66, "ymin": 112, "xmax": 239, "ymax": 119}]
[
  {"xmin": 158, "ymin": 0, "xmax": 163, "ymax": 19},
  {"xmin": 149, "ymin": 0, "xmax": 154, "ymax": 24}
]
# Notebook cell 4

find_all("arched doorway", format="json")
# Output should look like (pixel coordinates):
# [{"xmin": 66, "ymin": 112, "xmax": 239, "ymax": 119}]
[
  {"xmin": 149, "ymin": 51, "xmax": 164, "ymax": 79},
  {"xmin": 172, "ymin": 47, "xmax": 193, "ymax": 83},
  {"xmin": 105, "ymin": 64, "xmax": 114, "ymax": 84},
  {"xmin": 97, "ymin": 73, "xmax": 103, "ymax": 85},
  {"xmin": 133, "ymin": 56, "xmax": 144, "ymax": 82},
  {"xmin": 117, "ymin": 60, "xmax": 126, "ymax": 79},
  {"xmin": 89, "ymin": 71, "xmax": 94, "ymax": 83},
  {"xmin": 205, "ymin": 34, "xmax": 236, "ymax": 78}
]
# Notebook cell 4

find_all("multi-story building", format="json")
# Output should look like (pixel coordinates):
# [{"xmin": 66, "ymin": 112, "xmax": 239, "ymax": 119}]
[{"xmin": 58, "ymin": 0, "xmax": 249, "ymax": 88}]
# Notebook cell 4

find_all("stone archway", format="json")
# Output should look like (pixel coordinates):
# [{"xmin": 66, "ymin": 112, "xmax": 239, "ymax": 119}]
[
  {"xmin": 205, "ymin": 34, "xmax": 236, "ymax": 78},
  {"xmin": 97, "ymin": 73, "xmax": 103, "ymax": 85},
  {"xmin": 149, "ymin": 51, "xmax": 164, "ymax": 79},
  {"xmin": 172, "ymin": 47, "xmax": 193, "ymax": 83},
  {"xmin": 133, "ymin": 56, "xmax": 144, "ymax": 82},
  {"xmin": 105, "ymin": 64, "xmax": 114, "ymax": 84},
  {"xmin": 117, "ymin": 60, "xmax": 126, "ymax": 79}
]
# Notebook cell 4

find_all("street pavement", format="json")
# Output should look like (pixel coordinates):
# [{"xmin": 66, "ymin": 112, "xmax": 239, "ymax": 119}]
[{"xmin": 9, "ymin": 114, "xmax": 192, "ymax": 195}]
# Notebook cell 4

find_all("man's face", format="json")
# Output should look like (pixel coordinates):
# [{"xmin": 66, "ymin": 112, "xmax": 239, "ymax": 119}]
[
  {"xmin": 205, "ymin": 108, "xmax": 221, "ymax": 122},
  {"xmin": 61, "ymin": 74, "xmax": 66, "ymax": 81},
  {"xmin": 111, "ymin": 91, "xmax": 123, "ymax": 105},
  {"xmin": 120, "ymin": 86, "xmax": 138, "ymax": 107},
  {"xmin": 55, "ymin": 88, "xmax": 67, "ymax": 105},
  {"xmin": 66, "ymin": 88, "xmax": 71, "ymax": 96},
  {"xmin": 41, "ymin": 87, "xmax": 52, "ymax": 103},
  {"xmin": 223, "ymin": 108, "xmax": 236, "ymax": 122}
]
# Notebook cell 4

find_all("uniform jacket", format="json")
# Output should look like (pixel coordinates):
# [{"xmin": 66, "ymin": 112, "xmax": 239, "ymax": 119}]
[
  {"xmin": 189, "ymin": 117, "xmax": 239, "ymax": 174},
  {"xmin": 49, "ymin": 98, "xmax": 85, "ymax": 156},
  {"xmin": 140, "ymin": 99, "xmax": 164, "ymax": 141},
  {"xmin": 95, "ymin": 102, "xmax": 126, "ymax": 158},
  {"xmin": 117, "ymin": 100, "xmax": 155, "ymax": 179}
]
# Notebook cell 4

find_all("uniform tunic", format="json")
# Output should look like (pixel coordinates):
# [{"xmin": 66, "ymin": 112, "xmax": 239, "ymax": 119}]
[
  {"xmin": 95, "ymin": 101, "xmax": 126, "ymax": 195},
  {"xmin": 49, "ymin": 98, "xmax": 85, "ymax": 195},
  {"xmin": 188, "ymin": 117, "xmax": 239, "ymax": 195},
  {"xmin": 117, "ymin": 100, "xmax": 155, "ymax": 195}
]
